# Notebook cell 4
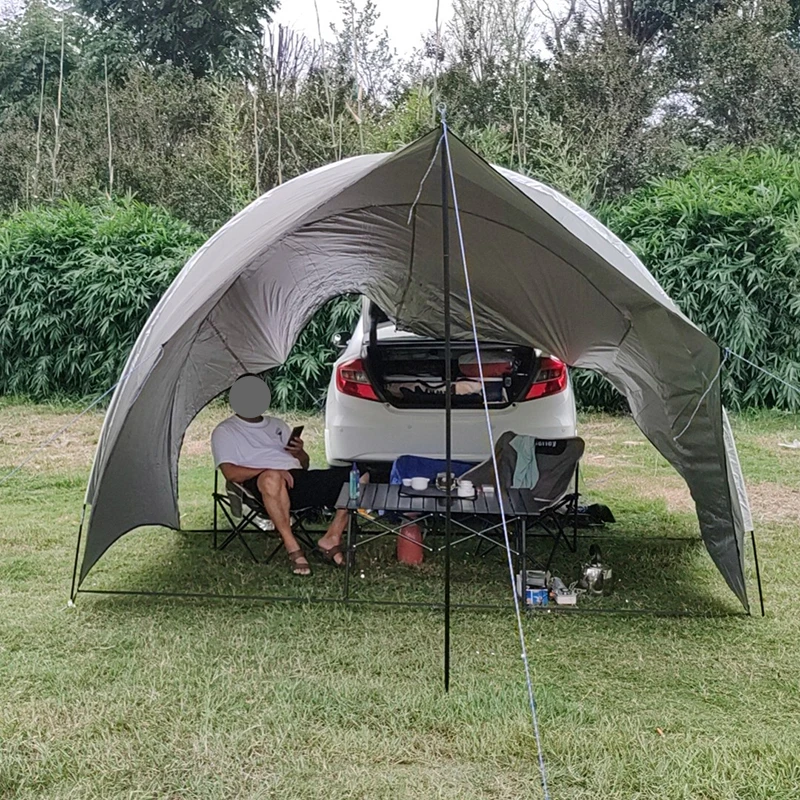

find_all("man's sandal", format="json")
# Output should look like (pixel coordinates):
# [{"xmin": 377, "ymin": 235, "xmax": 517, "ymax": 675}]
[
  {"xmin": 316, "ymin": 542, "xmax": 346, "ymax": 568},
  {"xmin": 287, "ymin": 549, "xmax": 311, "ymax": 576}
]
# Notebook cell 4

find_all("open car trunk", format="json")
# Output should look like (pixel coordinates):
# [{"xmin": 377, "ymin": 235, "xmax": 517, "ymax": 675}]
[{"xmin": 366, "ymin": 339, "xmax": 539, "ymax": 409}]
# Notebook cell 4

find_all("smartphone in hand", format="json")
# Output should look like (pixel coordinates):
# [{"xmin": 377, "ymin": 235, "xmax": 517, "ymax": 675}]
[{"xmin": 288, "ymin": 425, "xmax": 304, "ymax": 444}]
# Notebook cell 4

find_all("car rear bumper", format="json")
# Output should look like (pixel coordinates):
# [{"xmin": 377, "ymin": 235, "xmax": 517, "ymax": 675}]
[{"xmin": 325, "ymin": 391, "xmax": 577, "ymax": 464}]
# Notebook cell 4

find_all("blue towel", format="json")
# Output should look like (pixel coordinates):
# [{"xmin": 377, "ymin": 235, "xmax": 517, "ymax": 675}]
[{"xmin": 390, "ymin": 455, "xmax": 474, "ymax": 485}]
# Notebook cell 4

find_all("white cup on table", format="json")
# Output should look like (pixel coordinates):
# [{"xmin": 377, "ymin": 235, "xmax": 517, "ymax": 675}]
[
  {"xmin": 410, "ymin": 477, "xmax": 429, "ymax": 491},
  {"xmin": 457, "ymin": 480, "xmax": 474, "ymax": 498}
]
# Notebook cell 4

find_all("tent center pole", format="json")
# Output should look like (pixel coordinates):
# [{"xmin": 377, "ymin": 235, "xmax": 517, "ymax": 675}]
[{"xmin": 441, "ymin": 121, "xmax": 453, "ymax": 693}]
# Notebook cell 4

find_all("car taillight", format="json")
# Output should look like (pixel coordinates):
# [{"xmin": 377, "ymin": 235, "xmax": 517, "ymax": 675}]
[
  {"xmin": 524, "ymin": 356, "xmax": 568, "ymax": 400},
  {"xmin": 335, "ymin": 358, "xmax": 380, "ymax": 401}
]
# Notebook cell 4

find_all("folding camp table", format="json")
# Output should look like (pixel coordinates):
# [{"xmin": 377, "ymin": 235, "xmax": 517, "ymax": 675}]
[{"xmin": 335, "ymin": 482, "xmax": 580, "ymax": 599}]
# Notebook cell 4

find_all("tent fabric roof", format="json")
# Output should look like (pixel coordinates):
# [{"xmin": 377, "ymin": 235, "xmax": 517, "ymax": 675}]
[{"xmin": 80, "ymin": 129, "xmax": 751, "ymax": 609}]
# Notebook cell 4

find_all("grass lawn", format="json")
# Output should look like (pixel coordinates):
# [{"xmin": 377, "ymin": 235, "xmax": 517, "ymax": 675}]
[{"xmin": 1, "ymin": 400, "xmax": 800, "ymax": 799}]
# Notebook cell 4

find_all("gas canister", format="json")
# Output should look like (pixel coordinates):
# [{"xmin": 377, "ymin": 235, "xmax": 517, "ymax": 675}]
[{"xmin": 396, "ymin": 522, "xmax": 424, "ymax": 565}]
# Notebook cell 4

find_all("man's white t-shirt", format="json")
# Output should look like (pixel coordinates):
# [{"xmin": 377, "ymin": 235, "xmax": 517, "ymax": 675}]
[{"xmin": 211, "ymin": 415, "xmax": 301, "ymax": 471}]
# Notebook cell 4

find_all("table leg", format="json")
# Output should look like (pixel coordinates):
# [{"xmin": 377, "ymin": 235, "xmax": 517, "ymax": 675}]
[{"xmin": 344, "ymin": 511, "xmax": 354, "ymax": 601}]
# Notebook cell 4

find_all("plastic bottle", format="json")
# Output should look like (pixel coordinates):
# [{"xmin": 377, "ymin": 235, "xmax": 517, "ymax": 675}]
[{"xmin": 349, "ymin": 462, "xmax": 360, "ymax": 501}]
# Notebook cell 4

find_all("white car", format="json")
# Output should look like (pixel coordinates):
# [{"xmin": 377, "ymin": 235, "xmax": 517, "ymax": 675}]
[{"xmin": 325, "ymin": 300, "xmax": 577, "ymax": 472}]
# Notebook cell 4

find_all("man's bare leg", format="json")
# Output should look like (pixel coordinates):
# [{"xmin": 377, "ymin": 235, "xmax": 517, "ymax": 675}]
[
  {"xmin": 317, "ymin": 471, "xmax": 369, "ymax": 566},
  {"xmin": 317, "ymin": 509, "xmax": 349, "ymax": 565},
  {"xmin": 257, "ymin": 469, "xmax": 310, "ymax": 575}
]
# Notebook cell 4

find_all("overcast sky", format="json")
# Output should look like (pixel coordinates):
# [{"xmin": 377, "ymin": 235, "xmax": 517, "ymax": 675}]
[{"xmin": 273, "ymin": 0, "xmax": 454, "ymax": 55}]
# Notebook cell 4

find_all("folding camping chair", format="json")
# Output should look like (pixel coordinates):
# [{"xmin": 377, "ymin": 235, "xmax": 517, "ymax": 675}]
[
  {"xmin": 211, "ymin": 470, "xmax": 322, "ymax": 563},
  {"xmin": 460, "ymin": 432, "xmax": 585, "ymax": 572}
]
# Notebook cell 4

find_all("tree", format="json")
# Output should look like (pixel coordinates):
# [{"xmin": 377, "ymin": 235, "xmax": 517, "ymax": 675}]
[
  {"xmin": 449, "ymin": 0, "xmax": 540, "ymax": 82},
  {"xmin": 666, "ymin": 0, "xmax": 800, "ymax": 146},
  {"xmin": 0, "ymin": 1, "xmax": 78, "ymax": 107},
  {"xmin": 330, "ymin": 1, "xmax": 396, "ymax": 101},
  {"xmin": 75, "ymin": 0, "xmax": 278, "ymax": 78}
]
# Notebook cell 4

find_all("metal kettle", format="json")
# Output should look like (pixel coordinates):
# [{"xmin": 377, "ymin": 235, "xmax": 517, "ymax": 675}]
[{"xmin": 580, "ymin": 544, "xmax": 611, "ymax": 596}]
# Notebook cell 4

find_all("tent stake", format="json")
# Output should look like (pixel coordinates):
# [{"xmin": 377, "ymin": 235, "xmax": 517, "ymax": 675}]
[
  {"xmin": 441, "ymin": 119, "xmax": 452, "ymax": 693},
  {"xmin": 70, "ymin": 503, "xmax": 87, "ymax": 604},
  {"xmin": 751, "ymin": 530, "xmax": 765, "ymax": 617}
]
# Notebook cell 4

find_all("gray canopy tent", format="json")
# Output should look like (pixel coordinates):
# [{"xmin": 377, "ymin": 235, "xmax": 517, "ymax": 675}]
[{"xmin": 73, "ymin": 128, "xmax": 757, "ymax": 613}]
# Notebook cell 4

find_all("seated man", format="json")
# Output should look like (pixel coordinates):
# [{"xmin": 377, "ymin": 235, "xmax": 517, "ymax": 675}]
[{"xmin": 211, "ymin": 374, "xmax": 354, "ymax": 576}]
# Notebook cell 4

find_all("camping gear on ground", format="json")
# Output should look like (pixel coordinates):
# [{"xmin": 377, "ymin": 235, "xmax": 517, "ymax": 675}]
[
  {"xmin": 516, "ymin": 569, "xmax": 550, "ymax": 596},
  {"xmin": 584, "ymin": 504, "xmax": 616, "ymax": 525},
  {"xmin": 549, "ymin": 576, "xmax": 578, "ymax": 605},
  {"xmin": 396, "ymin": 523, "xmax": 425, "ymax": 565},
  {"xmin": 74, "ymin": 127, "xmax": 754, "ymax": 613},
  {"xmin": 526, "ymin": 588, "xmax": 548, "ymax": 607},
  {"xmin": 580, "ymin": 544, "xmax": 612, "ymax": 596}
]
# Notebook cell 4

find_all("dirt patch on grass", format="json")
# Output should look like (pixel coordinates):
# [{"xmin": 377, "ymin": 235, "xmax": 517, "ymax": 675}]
[
  {"xmin": 745, "ymin": 482, "xmax": 800, "ymax": 525},
  {"xmin": 630, "ymin": 475, "xmax": 800, "ymax": 525},
  {"xmin": 586, "ymin": 458, "xmax": 800, "ymax": 524},
  {"xmin": 590, "ymin": 468, "xmax": 695, "ymax": 513},
  {"xmin": 0, "ymin": 406, "xmax": 104, "ymax": 473}
]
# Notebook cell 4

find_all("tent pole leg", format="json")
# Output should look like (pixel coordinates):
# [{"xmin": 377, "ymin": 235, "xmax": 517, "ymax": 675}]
[
  {"xmin": 213, "ymin": 469, "xmax": 219, "ymax": 549},
  {"xmin": 70, "ymin": 503, "xmax": 87, "ymax": 604},
  {"xmin": 573, "ymin": 464, "xmax": 580, "ymax": 551},
  {"xmin": 441, "ymin": 118, "xmax": 453, "ymax": 694},
  {"xmin": 751, "ymin": 529, "xmax": 765, "ymax": 617}
]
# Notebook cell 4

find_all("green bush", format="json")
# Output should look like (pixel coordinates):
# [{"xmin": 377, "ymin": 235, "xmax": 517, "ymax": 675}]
[
  {"xmin": 0, "ymin": 197, "xmax": 359, "ymax": 408},
  {"xmin": 598, "ymin": 147, "xmax": 800, "ymax": 411},
  {"xmin": 0, "ymin": 197, "xmax": 204, "ymax": 399}
]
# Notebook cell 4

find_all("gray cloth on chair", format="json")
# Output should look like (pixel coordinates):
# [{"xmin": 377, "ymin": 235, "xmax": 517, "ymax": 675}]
[
  {"xmin": 510, "ymin": 436, "xmax": 539, "ymax": 489},
  {"xmin": 462, "ymin": 432, "xmax": 585, "ymax": 503}
]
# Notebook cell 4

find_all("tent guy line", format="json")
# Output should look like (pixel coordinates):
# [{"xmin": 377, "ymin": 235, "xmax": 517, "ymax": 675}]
[
  {"xmin": 443, "ymin": 120, "xmax": 551, "ymax": 800},
  {"xmin": 407, "ymin": 129, "xmax": 443, "ymax": 225},
  {"xmin": 727, "ymin": 349, "xmax": 800, "ymax": 395},
  {"xmin": 673, "ymin": 350, "xmax": 729, "ymax": 442}
]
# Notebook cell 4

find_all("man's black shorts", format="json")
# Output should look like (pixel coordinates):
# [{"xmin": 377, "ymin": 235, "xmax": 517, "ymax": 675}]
[{"xmin": 242, "ymin": 467, "xmax": 350, "ymax": 510}]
